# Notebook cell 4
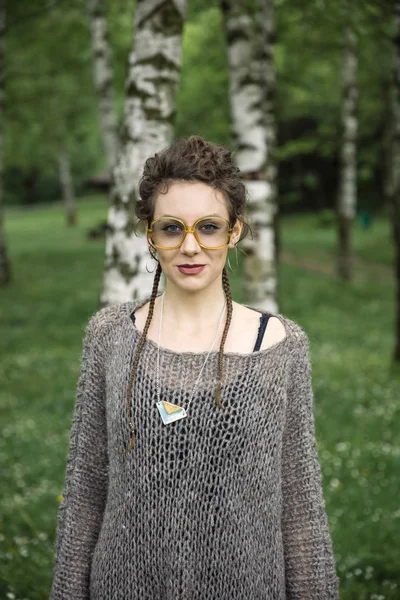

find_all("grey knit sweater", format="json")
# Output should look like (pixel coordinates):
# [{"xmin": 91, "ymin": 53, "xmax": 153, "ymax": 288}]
[{"xmin": 50, "ymin": 296, "xmax": 339, "ymax": 600}]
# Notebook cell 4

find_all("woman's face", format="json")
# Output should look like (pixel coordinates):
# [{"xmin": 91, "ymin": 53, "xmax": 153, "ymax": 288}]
[{"xmin": 147, "ymin": 181, "xmax": 242, "ymax": 294}]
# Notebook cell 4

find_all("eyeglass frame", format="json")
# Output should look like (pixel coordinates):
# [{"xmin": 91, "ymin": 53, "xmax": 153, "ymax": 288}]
[{"xmin": 147, "ymin": 215, "xmax": 235, "ymax": 250}]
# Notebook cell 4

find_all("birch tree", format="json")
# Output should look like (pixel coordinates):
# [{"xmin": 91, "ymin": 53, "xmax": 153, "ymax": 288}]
[
  {"xmin": 87, "ymin": 0, "xmax": 118, "ymax": 173},
  {"xmin": 390, "ymin": 1, "xmax": 400, "ymax": 361},
  {"xmin": 0, "ymin": 0, "xmax": 10, "ymax": 285},
  {"xmin": 100, "ymin": 0, "xmax": 185, "ymax": 306},
  {"xmin": 221, "ymin": 0, "xmax": 278, "ymax": 311},
  {"xmin": 336, "ymin": 26, "xmax": 358, "ymax": 280},
  {"xmin": 58, "ymin": 148, "xmax": 76, "ymax": 226}
]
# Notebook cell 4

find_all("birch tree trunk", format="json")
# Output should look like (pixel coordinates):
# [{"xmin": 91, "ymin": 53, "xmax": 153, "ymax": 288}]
[
  {"xmin": 221, "ymin": 0, "xmax": 278, "ymax": 312},
  {"xmin": 58, "ymin": 148, "xmax": 76, "ymax": 227},
  {"xmin": 336, "ymin": 27, "xmax": 358, "ymax": 280},
  {"xmin": 261, "ymin": 0, "xmax": 279, "ymax": 282},
  {"xmin": 390, "ymin": 1, "xmax": 400, "ymax": 362},
  {"xmin": 87, "ymin": 0, "xmax": 118, "ymax": 173},
  {"xmin": 0, "ymin": 0, "xmax": 10, "ymax": 286},
  {"xmin": 100, "ymin": 0, "xmax": 185, "ymax": 306}
]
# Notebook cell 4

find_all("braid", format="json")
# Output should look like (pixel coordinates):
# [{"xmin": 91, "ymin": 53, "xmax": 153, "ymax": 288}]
[
  {"xmin": 120, "ymin": 262, "xmax": 162, "ymax": 453},
  {"xmin": 215, "ymin": 267, "xmax": 233, "ymax": 409}
]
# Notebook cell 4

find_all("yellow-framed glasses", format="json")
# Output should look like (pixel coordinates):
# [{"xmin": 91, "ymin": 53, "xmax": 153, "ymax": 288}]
[{"xmin": 147, "ymin": 216, "xmax": 234, "ymax": 250}]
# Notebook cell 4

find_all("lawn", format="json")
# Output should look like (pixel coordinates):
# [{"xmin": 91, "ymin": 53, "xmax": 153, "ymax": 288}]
[{"xmin": 0, "ymin": 196, "xmax": 399, "ymax": 599}]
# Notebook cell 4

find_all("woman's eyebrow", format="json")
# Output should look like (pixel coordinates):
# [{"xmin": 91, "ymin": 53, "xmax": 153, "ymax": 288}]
[{"xmin": 157, "ymin": 213, "xmax": 225, "ymax": 219}]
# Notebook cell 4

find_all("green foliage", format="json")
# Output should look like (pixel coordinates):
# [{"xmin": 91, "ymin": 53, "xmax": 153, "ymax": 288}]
[
  {"xmin": 0, "ymin": 200, "xmax": 399, "ymax": 598},
  {"xmin": 316, "ymin": 207, "xmax": 336, "ymax": 228},
  {"xmin": 275, "ymin": 0, "xmax": 392, "ymax": 212},
  {"xmin": 175, "ymin": 7, "xmax": 232, "ymax": 145},
  {"xmin": 3, "ymin": 0, "xmax": 103, "ymax": 203}
]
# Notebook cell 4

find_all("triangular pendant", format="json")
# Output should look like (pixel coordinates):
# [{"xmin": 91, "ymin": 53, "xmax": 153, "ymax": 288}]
[
  {"xmin": 157, "ymin": 400, "xmax": 187, "ymax": 425},
  {"xmin": 163, "ymin": 401, "xmax": 183, "ymax": 415}
]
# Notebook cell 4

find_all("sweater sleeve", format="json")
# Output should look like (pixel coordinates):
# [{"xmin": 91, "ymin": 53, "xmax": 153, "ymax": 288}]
[
  {"xmin": 281, "ymin": 330, "xmax": 339, "ymax": 600},
  {"xmin": 50, "ymin": 313, "xmax": 108, "ymax": 600}
]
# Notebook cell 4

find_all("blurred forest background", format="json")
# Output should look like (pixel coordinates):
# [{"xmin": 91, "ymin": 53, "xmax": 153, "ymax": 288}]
[
  {"xmin": 1, "ymin": 0, "xmax": 400, "ymax": 599},
  {"xmin": 0, "ymin": 0, "xmax": 392, "ymax": 214}
]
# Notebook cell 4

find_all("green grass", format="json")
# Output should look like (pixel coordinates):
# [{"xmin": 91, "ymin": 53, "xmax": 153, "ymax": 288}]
[
  {"xmin": 1, "ymin": 196, "xmax": 399, "ymax": 599},
  {"xmin": 283, "ymin": 209, "xmax": 395, "ymax": 267}
]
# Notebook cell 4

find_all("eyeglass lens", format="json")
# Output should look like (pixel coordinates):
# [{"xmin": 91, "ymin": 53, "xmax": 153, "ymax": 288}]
[{"xmin": 151, "ymin": 218, "xmax": 229, "ymax": 249}]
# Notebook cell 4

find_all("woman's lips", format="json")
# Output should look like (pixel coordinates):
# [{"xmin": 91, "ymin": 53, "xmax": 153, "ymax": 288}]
[{"xmin": 177, "ymin": 265, "xmax": 205, "ymax": 275}]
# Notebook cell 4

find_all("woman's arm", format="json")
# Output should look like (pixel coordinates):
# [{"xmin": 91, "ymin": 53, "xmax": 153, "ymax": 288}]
[
  {"xmin": 281, "ymin": 329, "xmax": 339, "ymax": 600},
  {"xmin": 50, "ymin": 312, "xmax": 109, "ymax": 600}
]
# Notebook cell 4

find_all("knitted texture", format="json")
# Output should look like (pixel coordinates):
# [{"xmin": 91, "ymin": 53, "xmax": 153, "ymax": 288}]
[{"xmin": 50, "ymin": 295, "xmax": 339, "ymax": 600}]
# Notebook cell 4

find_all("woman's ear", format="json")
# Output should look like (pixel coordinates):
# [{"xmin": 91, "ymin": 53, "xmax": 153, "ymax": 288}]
[{"xmin": 228, "ymin": 219, "xmax": 243, "ymax": 248}]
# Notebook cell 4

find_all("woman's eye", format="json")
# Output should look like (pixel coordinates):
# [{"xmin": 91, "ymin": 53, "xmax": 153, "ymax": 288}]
[
  {"xmin": 163, "ymin": 224, "xmax": 182, "ymax": 234},
  {"xmin": 199, "ymin": 223, "xmax": 219, "ymax": 232}
]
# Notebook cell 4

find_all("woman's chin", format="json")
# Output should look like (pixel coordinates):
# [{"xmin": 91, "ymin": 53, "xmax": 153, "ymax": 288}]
[{"xmin": 163, "ymin": 271, "xmax": 214, "ymax": 293}]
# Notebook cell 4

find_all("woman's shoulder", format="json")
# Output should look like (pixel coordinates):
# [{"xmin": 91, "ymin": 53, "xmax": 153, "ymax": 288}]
[
  {"xmin": 237, "ymin": 301, "xmax": 309, "ymax": 345},
  {"xmin": 84, "ymin": 300, "xmax": 140, "ymax": 338}
]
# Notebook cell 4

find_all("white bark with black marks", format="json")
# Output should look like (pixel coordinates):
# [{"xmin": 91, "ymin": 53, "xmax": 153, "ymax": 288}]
[
  {"xmin": 100, "ymin": 0, "xmax": 185, "ymax": 306},
  {"xmin": 87, "ymin": 0, "xmax": 118, "ymax": 172},
  {"xmin": 222, "ymin": 0, "xmax": 278, "ymax": 311},
  {"xmin": 337, "ymin": 27, "xmax": 358, "ymax": 280}
]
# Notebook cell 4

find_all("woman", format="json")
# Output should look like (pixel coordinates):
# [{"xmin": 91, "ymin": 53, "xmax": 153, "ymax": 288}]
[{"xmin": 50, "ymin": 136, "xmax": 339, "ymax": 599}]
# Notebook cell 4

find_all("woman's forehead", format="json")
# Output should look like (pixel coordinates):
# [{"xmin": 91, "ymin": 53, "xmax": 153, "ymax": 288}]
[{"xmin": 153, "ymin": 181, "xmax": 229, "ymax": 220}]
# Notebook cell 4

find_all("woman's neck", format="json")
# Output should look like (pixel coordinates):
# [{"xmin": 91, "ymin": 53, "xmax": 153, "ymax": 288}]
[{"xmin": 161, "ymin": 278, "xmax": 227, "ymax": 330}]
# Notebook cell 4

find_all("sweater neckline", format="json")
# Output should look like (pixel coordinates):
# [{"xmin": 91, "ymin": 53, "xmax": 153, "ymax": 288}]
[{"xmin": 125, "ymin": 295, "xmax": 291, "ymax": 360}]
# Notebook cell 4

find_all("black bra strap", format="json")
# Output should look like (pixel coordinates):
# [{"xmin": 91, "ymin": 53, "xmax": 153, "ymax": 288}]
[{"xmin": 253, "ymin": 313, "xmax": 272, "ymax": 352}]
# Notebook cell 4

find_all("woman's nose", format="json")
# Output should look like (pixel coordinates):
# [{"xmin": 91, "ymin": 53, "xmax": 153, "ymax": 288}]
[{"xmin": 180, "ymin": 231, "xmax": 201, "ymax": 254}]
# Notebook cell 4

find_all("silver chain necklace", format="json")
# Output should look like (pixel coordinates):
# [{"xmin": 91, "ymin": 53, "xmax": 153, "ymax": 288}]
[{"xmin": 156, "ymin": 292, "xmax": 227, "ymax": 425}]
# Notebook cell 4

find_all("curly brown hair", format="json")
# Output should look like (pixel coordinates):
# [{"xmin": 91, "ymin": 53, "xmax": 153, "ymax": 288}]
[
  {"xmin": 136, "ymin": 135, "xmax": 251, "ymax": 239},
  {"xmin": 122, "ymin": 136, "xmax": 251, "ymax": 453}
]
